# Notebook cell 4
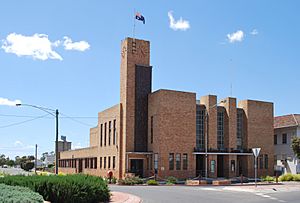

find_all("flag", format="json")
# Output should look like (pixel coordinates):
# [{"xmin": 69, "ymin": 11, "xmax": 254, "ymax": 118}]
[{"xmin": 135, "ymin": 12, "xmax": 145, "ymax": 24}]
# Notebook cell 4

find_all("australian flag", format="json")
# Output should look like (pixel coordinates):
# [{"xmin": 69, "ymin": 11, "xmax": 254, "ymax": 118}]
[{"xmin": 135, "ymin": 12, "xmax": 145, "ymax": 24}]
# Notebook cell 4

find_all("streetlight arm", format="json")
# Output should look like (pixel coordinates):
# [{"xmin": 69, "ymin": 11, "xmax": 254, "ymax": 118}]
[{"xmin": 16, "ymin": 103, "xmax": 56, "ymax": 117}]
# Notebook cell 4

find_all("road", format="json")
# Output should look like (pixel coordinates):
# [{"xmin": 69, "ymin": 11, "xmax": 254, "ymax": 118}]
[
  {"xmin": 110, "ymin": 184, "xmax": 300, "ymax": 203},
  {"xmin": 0, "ymin": 167, "xmax": 33, "ymax": 176}
]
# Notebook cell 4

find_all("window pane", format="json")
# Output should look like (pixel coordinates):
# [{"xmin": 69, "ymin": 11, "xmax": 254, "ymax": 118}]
[
  {"xmin": 183, "ymin": 153, "xmax": 188, "ymax": 170},
  {"xmin": 169, "ymin": 153, "xmax": 174, "ymax": 170},
  {"xmin": 176, "ymin": 153, "xmax": 181, "ymax": 170}
]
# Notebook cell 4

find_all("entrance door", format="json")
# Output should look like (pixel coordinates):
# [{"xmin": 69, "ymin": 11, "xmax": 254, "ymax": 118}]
[
  {"xmin": 130, "ymin": 159, "xmax": 144, "ymax": 177},
  {"xmin": 196, "ymin": 155, "xmax": 205, "ymax": 177},
  {"xmin": 217, "ymin": 155, "xmax": 224, "ymax": 177},
  {"xmin": 78, "ymin": 159, "xmax": 83, "ymax": 173}
]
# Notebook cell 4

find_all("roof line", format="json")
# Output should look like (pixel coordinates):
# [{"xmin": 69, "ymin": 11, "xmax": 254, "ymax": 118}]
[{"xmin": 292, "ymin": 114, "xmax": 299, "ymax": 126}]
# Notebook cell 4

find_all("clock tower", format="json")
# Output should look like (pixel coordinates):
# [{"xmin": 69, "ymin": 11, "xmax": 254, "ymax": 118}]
[{"xmin": 120, "ymin": 38, "xmax": 152, "ymax": 163}]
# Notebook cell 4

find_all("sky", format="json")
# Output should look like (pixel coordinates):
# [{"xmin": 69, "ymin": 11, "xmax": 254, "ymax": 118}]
[{"xmin": 0, "ymin": 0, "xmax": 299, "ymax": 159}]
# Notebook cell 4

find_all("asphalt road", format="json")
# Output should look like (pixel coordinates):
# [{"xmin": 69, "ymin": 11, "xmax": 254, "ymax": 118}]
[
  {"xmin": 110, "ymin": 185, "xmax": 300, "ymax": 203},
  {"xmin": 0, "ymin": 167, "xmax": 33, "ymax": 175}
]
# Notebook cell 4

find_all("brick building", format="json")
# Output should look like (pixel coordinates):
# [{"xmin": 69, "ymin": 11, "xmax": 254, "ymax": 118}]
[{"xmin": 58, "ymin": 37, "xmax": 274, "ymax": 179}]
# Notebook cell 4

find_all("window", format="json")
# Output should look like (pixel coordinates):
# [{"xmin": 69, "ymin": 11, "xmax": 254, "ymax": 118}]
[
  {"xmin": 90, "ymin": 158, "xmax": 93, "ymax": 169},
  {"xmin": 104, "ymin": 123, "xmax": 107, "ymax": 146},
  {"xmin": 104, "ymin": 157, "xmax": 106, "ymax": 169},
  {"xmin": 211, "ymin": 160, "xmax": 215, "ymax": 173},
  {"xmin": 151, "ymin": 116, "xmax": 153, "ymax": 143},
  {"xmin": 217, "ymin": 110, "xmax": 224, "ymax": 150},
  {"xmin": 282, "ymin": 133, "xmax": 287, "ymax": 144},
  {"xmin": 85, "ymin": 158, "xmax": 89, "ymax": 168},
  {"xmin": 100, "ymin": 124, "xmax": 103, "ymax": 146},
  {"xmin": 196, "ymin": 106, "xmax": 205, "ymax": 149},
  {"xmin": 109, "ymin": 121, "xmax": 111, "ymax": 146},
  {"xmin": 113, "ymin": 156, "xmax": 116, "ymax": 169},
  {"xmin": 183, "ymin": 153, "xmax": 188, "ymax": 170},
  {"xmin": 108, "ymin": 157, "xmax": 111, "ymax": 169},
  {"xmin": 100, "ymin": 157, "xmax": 102, "ymax": 169},
  {"xmin": 237, "ymin": 110, "xmax": 243, "ymax": 149},
  {"xmin": 176, "ymin": 153, "xmax": 181, "ymax": 170},
  {"xmin": 154, "ymin": 153, "xmax": 158, "ymax": 170},
  {"xmin": 113, "ymin": 119, "xmax": 116, "ymax": 145},
  {"xmin": 274, "ymin": 134, "xmax": 277, "ymax": 145},
  {"xmin": 94, "ymin": 158, "xmax": 97, "ymax": 169},
  {"xmin": 264, "ymin": 154, "xmax": 268, "ymax": 169},
  {"xmin": 259, "ymin": 155, "xmax": 263, "ymax": 169},
  {"xmin": 169, "ymin": 153, "xmax": 174, "ymax": 170}
]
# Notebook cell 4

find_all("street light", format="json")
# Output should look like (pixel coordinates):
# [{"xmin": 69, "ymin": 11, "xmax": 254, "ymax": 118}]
[
  {"xmin": 204, "ymin": 99, "xmax": 226, "ymax": 179},
  {"xmin": 16, "ymin": 103, "xmax": 59, "ymax": 175}
]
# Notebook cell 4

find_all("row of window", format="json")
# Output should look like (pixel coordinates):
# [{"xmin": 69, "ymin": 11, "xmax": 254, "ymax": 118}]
[
  {"xmin": 258, "ymin": 154, "xmax": 269, "ymax": 169},
  {"xmin": 195, "ymin": 107, "xmax": 244, "ymax": 150},
  {"xmin": 59, "ymin": 158, "xmax": 97, "ymax": 169},
  {"xmin": 274, "ymin": 134, "xmax": 287, "ymax": 145},
  {"xmin": 100, "ymin": 156, "xmax": 116, "ymax": 169},
  {"xmin": 168, "ymin": 153, "xmax": 188, "ymax": 170},
  {"xmin": 100, "ymin": 120, "xmax": 117, "ymax": 147}
]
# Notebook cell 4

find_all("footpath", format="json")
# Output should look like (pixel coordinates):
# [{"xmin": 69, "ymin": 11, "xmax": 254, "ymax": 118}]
[{"xmin": 110, "ymin": 191, "xmax": 142, "ymax": 203}]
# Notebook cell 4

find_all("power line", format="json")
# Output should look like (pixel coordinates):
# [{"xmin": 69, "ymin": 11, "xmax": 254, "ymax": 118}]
[
  {"xmin": 0, "ymin": 113, "xmax": 50, "ymax": 118},
  {"xmin": 59, "ymin": 112, "xmax": 95, "ymax": 127},
  {"xmin": 0, "ymin": 114, "xmax": 49, "ymax": 129}
]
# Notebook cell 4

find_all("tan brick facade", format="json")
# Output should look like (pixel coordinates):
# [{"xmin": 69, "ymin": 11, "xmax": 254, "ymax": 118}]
[{"xmin": 59, "ymin": 37, "xmax": 274, "ymax": 180}]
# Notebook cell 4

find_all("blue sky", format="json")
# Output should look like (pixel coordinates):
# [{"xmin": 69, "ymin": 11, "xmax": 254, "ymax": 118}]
[{"xmin": 0, "ymin": 0, "xmax": 299, "ymax": 159}]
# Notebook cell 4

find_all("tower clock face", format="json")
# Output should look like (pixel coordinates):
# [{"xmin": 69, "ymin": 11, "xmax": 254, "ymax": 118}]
[{"xmin": 121, "ymin": 46, "xmax": 127, "ymax": 58}]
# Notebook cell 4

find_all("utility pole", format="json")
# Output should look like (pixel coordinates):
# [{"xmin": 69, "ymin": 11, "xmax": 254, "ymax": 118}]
[
  {"xmin": 55, "ymin": 109, "xmax": 59, "ymax": 175},
  {"xmin": 35, "ymin": 144, "xmax": 37, "ymax": 174}
]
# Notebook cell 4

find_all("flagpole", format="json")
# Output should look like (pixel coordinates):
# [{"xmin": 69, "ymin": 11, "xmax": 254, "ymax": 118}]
[{"xmin": 133, "ymin": 8, "xmax": 136, "ymax": 39}]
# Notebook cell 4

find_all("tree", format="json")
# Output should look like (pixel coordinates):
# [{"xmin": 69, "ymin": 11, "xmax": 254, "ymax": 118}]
[
  {"xmin": 0, "ymin": 154, "xmax": 6, "ymax": 166},
  {"xmin": 291, "ymin": 137, "xmax": 300, "ymax": 159}
]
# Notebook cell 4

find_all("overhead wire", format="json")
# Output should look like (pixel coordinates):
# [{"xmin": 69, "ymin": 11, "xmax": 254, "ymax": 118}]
[{"xmin": 0, "ymin": 114, "xmax": 49, "ymax": 129}]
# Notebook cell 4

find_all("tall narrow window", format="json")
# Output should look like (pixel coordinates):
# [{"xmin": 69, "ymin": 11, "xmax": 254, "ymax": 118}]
[
  {"xmin": 100, "ymin": 124, "xmax": 103, "ymax": 147},
  {"xmin": 183, "ymin": 153, "xmax": 188, "ymax": 170},
  {"xmin": 237, "ymin": 110, "xmax": 243, "ymax": 149},
  {"xmin": 100, "ymin": 157, "xmax": 102, "ymax": 169},
  {"xmin": 259, "ymin": 155, "xmax": 263, "ymax": 169},
  {"xmin": 217, "ymin": 110, "xmax": 224, "ymax": 150},
  {"xmin": 211, "ymin": 160, "xmax": 215, "ymax": 173},
  {"xmin": 108, "ymin": 157, "xmax": 111, "ymax": 169},
  {"xmin": 169, "ymin": 153, "xmax": 174, "ymax": 170},
  {"xmin": 90, "ymin": 158, "xmax": 93, "ymax": 169},
  {"xmin": 282, "ymin": 133, "xmax": 287, "ymax": 144},
  {"xmin": 176, "ymin": 153, "xmax": 181, "ymax": 170},
  {"xmin": 104, "ymin": 157, "xmax": 106, "ymax": 169},
  {"xmin": 109, "ymin": 121, "xmax": 111, "ymax": 146},
  {"xmin": 274, "ymin": 134, "xmax": 277, "ymax": 145},
  {"xmin": 94, "ymin": 158, "xmax": 97, "ymax": 169},
  {"xmin": 104, "ymin": 123, "xmax": 107, "ymax": 146},
  {"xmin": 113, "ymin": 119, "xmax": 116, "ymax": 145},
  {"xmin": 154, "ymin": 153, "xmax": 158, "ymax": 170},
  {"xmin": 196, "ymin": 106, "xmax": 205, "ymax": 149},
  {"xmin": 264, "ymin": 154, "xmax": 268, "ymax": 169},
  {"xmin": 151, "ymin": 116, "xmax": 153, "ymax": 144},
  {"xmin": 113, "ymin": 156, "xmax": 116, "ymax": 169}
]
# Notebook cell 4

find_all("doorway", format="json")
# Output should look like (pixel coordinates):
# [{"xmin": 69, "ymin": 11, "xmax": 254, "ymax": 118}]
[
  {"xmin": 78, "ymin": 159, "xmax": 83, "ymax": 173},
  {"xmin": 196, "ymin": 155, "xmax": 205, "ymax": 177},
  {"xmin": 217, "ymin": 155, "xmax": 224, "ymax": 177},
  {"xmin": 130, "ymin": 159, "xmax": 144, "ymax": 177}
]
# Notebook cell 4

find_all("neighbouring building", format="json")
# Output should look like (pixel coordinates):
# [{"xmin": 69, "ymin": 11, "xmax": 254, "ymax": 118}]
[
  {"xmin": 274, "ymin": 114, "xmax": 300, "ymax": 174},
  {"xmin": 58, "ymin": 37, "xmax": 274, "ymax": 179}
]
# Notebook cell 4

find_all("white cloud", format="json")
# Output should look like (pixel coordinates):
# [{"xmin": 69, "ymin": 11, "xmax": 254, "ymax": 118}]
[
  {"xmin": 250, "ymin": 29, "xmax": 258, "ymax": 35},
  {"xmin": 1, "ymin": 33, "xmax": 63, "ymax": 60},
  {"xmin": 63, "ymin": 36, "xmax": 90, "ymax": 51},
  {"xmin": 168, "ymin": 11, "xmax": 190, "ymax": 31},
  {"xmin": 0, "ymin": 97, "xmax": 21, "ymax": 106},
  {"xmin": 14, "ymin": 140, "xmax": 23, "ymax": 147},
  {"xmin": 227, "ymin": 30, "xmax": 244, "ymax": 43},
  {"xmin": 72, "ymin": 142, "xmax": 83, "ymax": 150}
]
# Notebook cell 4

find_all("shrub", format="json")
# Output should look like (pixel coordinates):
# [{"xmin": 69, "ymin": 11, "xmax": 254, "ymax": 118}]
[
  {"xmin": 21, "ymin": 162, "xmax": 34, "ymax": 171},
  {"xmin": 279, "ymin": 173, "xmax": 294, "ymax": 181},
  {"xmin": 293, "ymin": 174, "xmax": 300, "ymax": 181},
  {"xmin": 166, "ymin": 176, "xmax": 177, "ymax": 184},
  {"xmin": 147, "ymin": 179, "xmax": 158, "ymax": 185},
  {"xmin": 0, "ymin": 174, "xmax": 110, "ymax": 203},
  {"xmin": 118, "ymin": 176, "xmax": 143, "ymax": 185},
  {"xmin": 0, "ymin": 183, "xmax": 44, "ymax": 203},
  {"xmin": 111, "ymin": 177, "xmax": 117, "ymax": 184},
  {"xmin": 262, "ymin": 176, "xmax": 275, "ymax": 182}
]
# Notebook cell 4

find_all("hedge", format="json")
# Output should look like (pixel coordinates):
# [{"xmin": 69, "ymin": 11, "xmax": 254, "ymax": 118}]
[
  {"xmin": 0, "ymin": 183, "xmax": 44, "ymax": 203},
  {"xmin": 0, "ymin": 174, "xmax": 110, "ymax": 203},
  {"xmin": 279, "ymin": 173, "xmax": 300, "ymax": 181}
]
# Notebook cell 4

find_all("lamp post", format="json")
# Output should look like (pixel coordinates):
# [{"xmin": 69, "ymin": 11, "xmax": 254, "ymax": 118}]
[
  {"xmin": 204, "ymin": 99, "xmax": 226, "ymax": 179},
  {"xmin": 16, "ymin": 103, "xmax": 59, "ymax": 175}
]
